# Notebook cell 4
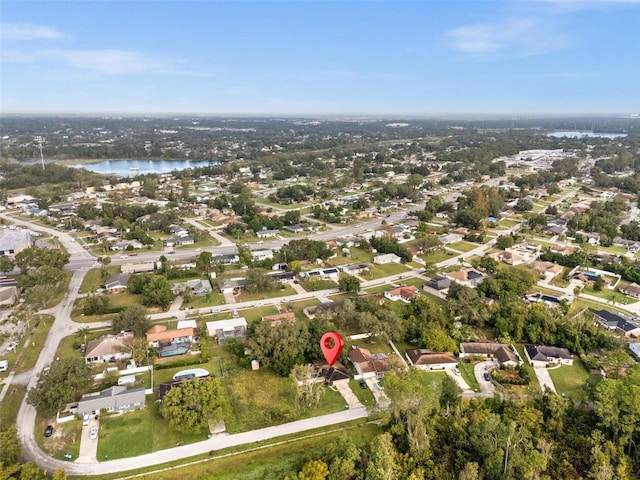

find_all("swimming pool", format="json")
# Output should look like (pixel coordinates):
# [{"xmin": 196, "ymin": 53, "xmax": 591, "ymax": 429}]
[{"xmin": 173, "ymin": 368, "xmax": 210, "ymax": 380}]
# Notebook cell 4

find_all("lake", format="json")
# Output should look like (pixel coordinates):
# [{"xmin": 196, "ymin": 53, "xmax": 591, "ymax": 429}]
[
  {"xmin": 547, "ymin": 131, "xmax": 627, "ymax": 139},
  {"xmin": 71, "ymin": 159, "xmax": 217, "ymax": 176}
]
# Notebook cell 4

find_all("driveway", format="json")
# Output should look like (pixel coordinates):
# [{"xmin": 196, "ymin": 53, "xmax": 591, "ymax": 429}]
[
  {"xmin": 76, "ymin": 416, "xmax": 99, "ymax": 462},
  {"xmin": 533, "ymin": 366, "xmax": 557, "ymax": 393},
  {"xmin": 364, "ymin": 377, "xmax": 390, "ymax": 408},
  {"xmin": 446, "ymin": 367, "xmax": 471, "ymax": 391},
  {"xmin": 334, "ymin": 382, "xmax": 363, "ymax": 409},
  {"xmin": 474, "ymin": 360, "xmax": 499, "ymax": 396}
]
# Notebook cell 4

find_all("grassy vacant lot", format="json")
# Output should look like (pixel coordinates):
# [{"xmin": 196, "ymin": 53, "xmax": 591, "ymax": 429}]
[
  {"xmin": 418, "ymin": 370, "xmax": 447, "ymax": 393},
  {"xmin": 80, "ymin": 266, "xmax": 120, "ymax": 293},
  {"xmin": 548, "ymin": 356, "xmax": 591, "ymax": 400},
  {"xmin": 299, "ymin": 278, "xmax": 338, "ymax": 291},
  {"xmin": 363, "ymin": 284, "xmax": 389, "ymax": 294},
  {"xmin": 224, "ymin": 367, "xmax": 346, "ymax": 434},
  {"xmin": 13, "ymin": 314, "xmax": 54, "ymax": 374},
  {"xmin": 0, "ymin": 385, "xmax": 26, "ymax": 430},
  {"xmin": 362, "ymin": 262, "xmax": 411, "ymax": 280},
  {"xmin": 421, "ymin": 250, "xmax": 456, "ymax": 264},
  {"xmin": 236, "ymin": 284, "xmax": 297, "ymax": 303},
  {"xmin": 36, "ymin": 416, "xmax": 83, "ymax": 461},
  {"xmin": 447, "ymin": 241, "xmax": 479, "ymax": 252},
  {"xmin": 97, "ymin": 405, "xmax": 205, "ymax": 460}
]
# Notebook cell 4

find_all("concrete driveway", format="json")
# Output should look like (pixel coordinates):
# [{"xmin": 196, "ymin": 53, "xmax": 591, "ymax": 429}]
[
  {"xmin": 364, "ymin": 377, "xmax": 390, "ymax": 408},
  {"xmin": 475, "ymin": 360, "xmax": 499, "ymax": 396},
  {"xmin": 533, "ymin": 367, "xmax": 557, "ymax": 393},
  {"xmin": 334, "ymin": 382, "xmax": 363, "ymax": 409},
  {"xmin": 446, "ymin": 367, "xmax": 471, "ymax": 391},
  {"xmin": 76, "ymin": 416, "xmax": 99, "ymax": 462}
]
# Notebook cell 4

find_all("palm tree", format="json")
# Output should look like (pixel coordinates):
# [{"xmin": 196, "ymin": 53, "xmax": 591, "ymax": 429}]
[{"xmin": 75, "ymin": 326, "xmax": 90, "ymax": 347}]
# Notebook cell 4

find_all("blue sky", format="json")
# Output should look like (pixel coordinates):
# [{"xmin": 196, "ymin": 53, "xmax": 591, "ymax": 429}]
[{"xmin": 1, "ymin": 1, "xmax": 639, "ymax": 115}]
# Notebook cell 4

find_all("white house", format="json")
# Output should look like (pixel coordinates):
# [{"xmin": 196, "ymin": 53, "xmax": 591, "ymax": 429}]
[
  {"xmin": 405, "ymin": 349, "xmax": 458, "ymax": 370},
  {"xmin": 524, "ymin": 345, "xmax": 573, "ymax": 367},
  {"xmin": 373, "ymin": 253, "xmax": 402, "ymax": 264},
  {"xmin": 206, "ymin": 318, "xmax": 248, "ymax": 344}
]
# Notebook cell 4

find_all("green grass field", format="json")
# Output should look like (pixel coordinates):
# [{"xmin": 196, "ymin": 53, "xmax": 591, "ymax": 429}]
[
  {"xmin": 13, "ymin": 315, "xmax": 55, "ymax": 375},
  {"xmin": 0, "ymin": 385, "xmax": 26, "ymax": 430},
  {"xmin": 548, "ymin": 356, "xmax": 591, "ymax": 400},
  {"xmin": 447, "ymin": 241, "xmax": 479, "ymax": 252},
  {"xmin": 421, "ymin": 250, "xmax": 456, "ymax": 264},
  {"xmin": 457, "ymin": 361, "xmax": 479, "ymax": 391},
  {"xmin": 362, "ymin": 262, "xmax": 411, "ymax": 280}
]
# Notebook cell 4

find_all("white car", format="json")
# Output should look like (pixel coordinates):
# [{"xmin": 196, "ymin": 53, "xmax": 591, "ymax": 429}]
[
  {"xmin": 453, "ymin": 367, "xmax": 461, "ymax": 376},
  {"xmin": 89, "ymin": 427, "xmax": 98, "ymax": 440},
  {"xmin": 253, "ymin": 302, "xmax": 264, "ymax": 307}
]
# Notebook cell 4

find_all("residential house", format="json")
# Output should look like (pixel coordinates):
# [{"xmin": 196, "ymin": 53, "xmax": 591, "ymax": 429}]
[
  {"xmin": 146, "ymin": 325, "xmax": 199, "ymax": 357},
  {"xmin": 405, "ymin": 349, "xmax": 458, "ymax": 370},
  {"xmin": 525, "ymin": 292, "xmax": 564, "ymax": 308},
  {"xmin": 630, "ymin": 342, "xmax": 640, "ymax": 361},
  {"xmin": 335, "ymin": 236, "xmax": 361, "ymax": 248},
  {"xmin": 590, "ymin": 309, "xmax": 640, "ymax": 338},
  {"xmin": 531, "ymin": 261, "xmax": 564, "ymax": 281},
  {"xmin": 206, "ymin": 318, "xmax": 248, "ymax": 344},
  {"xmin": 542, "ymin": 223, "xmax": 566, "ymax": 236},
  {"xmin": 438, "ymin": 233, "xmax": 463, "ymax": 245},
  {"xmin": 447, "ymin": 268, "xmax": 486, "ymax": 288},
  {"xmin": 340, "ymin": 263, "xmax": 370, "ymax": 276},
  {"xmin": 373, "ymin": 253, "xmax": 402, "ymax": 264},
  {"xmin": 425, "ymin": 275, "xmax": 451, "ymax": 291},
  {"xmin": 162, "ymin": 236, "xmax": 194, "ymax": 248},
  {"xmin": 84, "ymin": 332, "xmax": 134, "ymax": 364},
  {"xmin": 121, "ymin": 262, "xmax": 155, "ymax": 274},
  {"xmin": 283, "ymin": 224, "xmax": 305, "ymax": 233},
  {"xmin": 573, "ymin": 271, "xmax": 611, "ymax": 288},
  {"xmin": 110, "ymin": 240, "xmax": 143, "ymax": 251},
  {"xmin": 217, "ymin": 278, "xmax": 246, "ymax": 294},
  {"xmin": 0, "ymin": 230, "xmax": 32, "ymax": 257},
  {"xmin": 213, "ymin": 254, "xmax": 240, "ymax": 265},
  {"xmin": 262, "ymin": 311, "xmax": 296, "ymax": 325},
  {"xmin": 256, "ymin": 229, "xmax": 279, "ymax": 238},
  {"xmin": 524, "ymin": 345, "xmax": 573, "ymax": 367},
  {"xmin": 170, "ymin": 278, "xmax": 212, "ymax": 297},
  {"xmin": 170, "ymin": 225, "xmax": 190, "ymax": 237},
  {"xmin": 267, "ymin": 271, "xmax": 296, "ymax": 283},
  {"xmin": 105, "ymin": 273, "xmax": 131, "ymax": 294},
  {"xmin": 613, "ymin": 237, "xmax": 640, "ymax": 254},
  {"xmin": 348, "ymin": 346, "xmax": 391, "ymax": 379},
  {"xmin": 312, "ymin": 361, "xmax": 351, "ymax": 386},
  {"xmin": 459, "ymin": 343, "xmax": 521, "ymax": 367},
  {"xmin": 384, "ymin": 285, "xmax": 419, "ymax": 303},
  {"xmin": 620, "ymin": 282, "xmax": 640, "ymax": 299},
  {"xmin": 76, "ymin": 386, "xmax": 145, "ymax": 417},
  {"xmin": 251, "ymin": 249, "xmax": 274, "ymax": 261}
]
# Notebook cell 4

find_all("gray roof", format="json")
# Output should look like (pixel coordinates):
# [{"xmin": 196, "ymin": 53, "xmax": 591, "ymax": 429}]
[
  {"xmin": 105, "ymin": 273, "xmax": 131, "ymax": 290},
  {"xmin": 591, "ymin": 309, "xmax": 640, "ymax": 333},
  {"xmin": 525, "ymin": 344, "xmax": 572, "ymax": 362},
  {"xmin": 0, "ymin": 230, "xmax": 31, "ymax": 251},
  {"xmin": 77, "ymin": 386, "xmax": 145, "ymax": 415}
]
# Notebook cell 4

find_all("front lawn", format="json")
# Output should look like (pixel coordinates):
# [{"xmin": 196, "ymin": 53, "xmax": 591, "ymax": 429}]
[
  {"xmin": 362, "ymin": 263, "xmax": 411, "ymax": 280},
  {"xmin": 80, "ymin": 267, "xmax": 120, "ymax": 293},
  {"xmin": 299, "ymin": 279, "xmax": 338, "ymax": 292},
  {"xmin": 548, "ymin": 356, "xmax": 592, "ymax": 400},
  {"xmin": 13, "ymin": 315, "xmax": 55, "ymax": 374},
  {"xmin": 97, "ymin": 405, "xmax": 205, "ymax": 460},
  {"xmin": 37, "ymin": 417, "xmax": 83, "ymax": 461},
  {"xmin": 421, "ymin": 250, "xmax": 456, "ymax": 264},
  {"xmin": 447, "ymin": 241, "xmax": 479, "ymax": 252},
  {"xmin": 235, "ymin": 285, "xmax": 297, "ymax": 303},
  {"xmin": 457, "ymin": 361, "xmax": 479, "ymax": 392},
  {"xmin": 349, "ymin": 379, "xmax": 376, "ymax": 408}
]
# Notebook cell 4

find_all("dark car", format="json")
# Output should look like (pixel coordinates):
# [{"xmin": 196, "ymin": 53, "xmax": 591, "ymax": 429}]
[
  {"xmin": 483, "ymin": 371, "xmax": 491, "ymax": 382},
  {"xmin": 44, "ymin": 425, "xmax": 53, "ymax": 438},
  {"xmin": 359, "ymin": 380, "xmax": 367, "ymax": 389}
]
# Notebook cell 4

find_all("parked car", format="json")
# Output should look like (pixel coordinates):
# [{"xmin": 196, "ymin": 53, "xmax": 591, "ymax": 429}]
[
  {"xmin": 253, "ymin": 302, "xmax": 264, "ymax": 307},
  {"xmin": 376, "ymin": 380, "xmax": 384, "ymax": 390},
  {"xmin": 89, "ymin": 427, "xmax": 98, "ymax": 440},
  {"xmin": 359, "ymin": 380, "xmax": 367, "ymax": 389},
  {"xmin": 453, "ymin": 367, "xmax": 461, "ymax": 376},
  {"xmin": 483, "ymin": 371, "xmax": 491, "ymax": 382},
  {"xmin": 44, "ymin": 425, "xmax": 53, "ymax": 438},
  {"xmin": 211, "ymin": 307, "xmax": 220, "ymax": 314}
]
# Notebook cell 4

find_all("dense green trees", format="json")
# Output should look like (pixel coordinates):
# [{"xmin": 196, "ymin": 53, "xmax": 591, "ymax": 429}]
[
  {"xmin": 14, "ymin": 246, "xmax": 70, "ymax": 272},
  {"xmin": 161, "ymin": 377, "xmax": 230, "ymax": 434},
  {"xmin": 337, "ymin": 272, "xmax": 361, "ymax": 293},
  {"xmin": 27, "ymin": 357, "xmax": 93, "ymax": 417},
  {"xmin": 111, "ymin": 305, "xmax": 150, "ymax": 337}
]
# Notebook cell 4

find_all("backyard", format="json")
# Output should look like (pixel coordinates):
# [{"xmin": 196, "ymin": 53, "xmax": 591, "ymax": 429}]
[{"xmin": 547, "ymin": 356, "xmax": 592, "ymax": 400}]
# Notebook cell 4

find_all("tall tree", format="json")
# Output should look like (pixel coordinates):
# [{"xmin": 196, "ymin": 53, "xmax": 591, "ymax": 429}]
[{"xmin": 161, "ymin": 377, "xmax": 230, "ymax": 434}]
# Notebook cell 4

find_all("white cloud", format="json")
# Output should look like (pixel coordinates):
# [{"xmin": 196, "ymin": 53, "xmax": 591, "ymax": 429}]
[
  {"xmin": 40, "ymin": 49, "xmax": 164, "ymax": 75},
  {"xmin": 447, "ymin": 18, "xmax": 568, "ymax": 56},
  {"xmin": 1, "ymin": 22, "xmax": 66, "ymax": 41}
]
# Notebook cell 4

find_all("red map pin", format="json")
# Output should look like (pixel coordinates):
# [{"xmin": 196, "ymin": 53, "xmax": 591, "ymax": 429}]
[{"xmin": 320, "ymin": 331, "xmax": 344, "ymax": 366}]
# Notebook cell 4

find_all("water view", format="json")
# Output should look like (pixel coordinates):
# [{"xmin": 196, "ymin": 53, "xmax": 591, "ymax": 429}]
[
  {"xmin": 71, "ymin": 159, "xmax": 216, "ymax": 176},
  {"xmin": 547, "ymin": 131, "xmax": 627, "ymax": 139}
]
